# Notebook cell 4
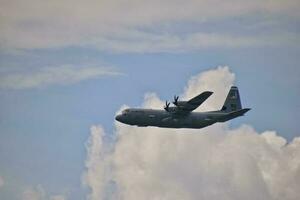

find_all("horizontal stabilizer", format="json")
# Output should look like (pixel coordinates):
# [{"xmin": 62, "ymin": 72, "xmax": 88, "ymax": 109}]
[{"xmin": 218, "ymin": 108, "xmax": 251, "ymax": 122}]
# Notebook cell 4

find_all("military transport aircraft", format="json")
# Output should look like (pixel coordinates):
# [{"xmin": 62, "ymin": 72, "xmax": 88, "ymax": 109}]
[{"xmin": 115, "ymin": 86, "xmax": 250, "ymax": 129}]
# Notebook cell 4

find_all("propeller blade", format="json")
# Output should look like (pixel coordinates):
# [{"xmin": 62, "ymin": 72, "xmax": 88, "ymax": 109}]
[
  {"xmin": 164, "ymin": 101, "xmax": 170, "ymax": 111},
  {"xmin": 173, "ymin": 95, "xmax": 179, "ymax": 105}
]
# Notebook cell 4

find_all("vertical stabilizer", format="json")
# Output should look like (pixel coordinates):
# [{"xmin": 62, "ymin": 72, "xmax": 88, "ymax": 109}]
[{"xmin": 221, "ymin": 86, "xmax": 242, "ymax": 112}]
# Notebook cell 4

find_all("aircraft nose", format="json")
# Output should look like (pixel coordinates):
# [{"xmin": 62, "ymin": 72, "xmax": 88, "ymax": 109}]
[{"xmin": 115, "ymin": 114, "xmax": 122, "ymax": 122}]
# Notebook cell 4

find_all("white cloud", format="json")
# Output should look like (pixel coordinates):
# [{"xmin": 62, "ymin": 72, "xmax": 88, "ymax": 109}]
[
  {"xmin": 0, "ymin": 176, "xmax": 4, "ymax": 188},
  {"xmin": 82, "ymin": 125, "xmax": 114, "ymax": 200},
  {"xmin": 0, "ymin": 65, "xmax": 121, "ymax": 89},
  {"xmin": 49, "ymin": 195, "xmax": 66, "ymax": 200},
  {"xmin": 22, "ymin": 186, "xmax": 46, "ymax": 200},
  {"xmin": 0, "ymin": 0, "xmax": 299, "ymax": 52},
  {"xmin": 183, "ymin": 65, "xmax": 235, "ymax": 111},
  {"xmin": 22, "ymin": 185, "xmax": 67, "ymax": 200},
  {"xmin": 90, "ymin": 32, "xmax": 300, "ymax": 53},
  {"xmin": 83, "ymin": 66, "xmax": 300, "ymax": 200}
]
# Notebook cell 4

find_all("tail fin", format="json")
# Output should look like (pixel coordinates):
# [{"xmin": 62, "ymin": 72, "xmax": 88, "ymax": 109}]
[{"xmin": 221, "ymin": 86, "xmax": 242, "ymax": 112}]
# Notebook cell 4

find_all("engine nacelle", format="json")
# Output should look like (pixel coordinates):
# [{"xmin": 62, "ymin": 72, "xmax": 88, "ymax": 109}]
[{"xmin": 175, "ymin": 101, "xmax": 188, "ymax": 107}]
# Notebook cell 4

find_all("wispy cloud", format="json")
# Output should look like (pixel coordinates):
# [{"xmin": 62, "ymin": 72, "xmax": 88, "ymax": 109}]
[
  {"xmin": 0, "ymin": 0, "xmax": 299, "ymax": 52},
  {"xmin": 0, "ymin": 65, "xmax": 122, "ymax": 89},
  {"xmin": 91, "ymin": 31, "xmax": 300, "ymax": 53},
  {"xmin": 22, "ymin": 185, "xmax": 67, "ymax": 200}
]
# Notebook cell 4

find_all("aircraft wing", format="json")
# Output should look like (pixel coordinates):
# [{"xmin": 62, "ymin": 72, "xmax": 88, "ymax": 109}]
[
  {"xmin": 174, "ymin": 91, "xmax": 213, "ymax": 114},
  {"xmin": 187, "ymin": 91, "xmax": 213, "ymax": 106}
]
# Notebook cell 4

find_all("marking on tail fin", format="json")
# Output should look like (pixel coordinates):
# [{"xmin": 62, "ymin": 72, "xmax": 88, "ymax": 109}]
[{"xmin": 221, "ymin": 86, "xmax": 242, "ymax": 112}]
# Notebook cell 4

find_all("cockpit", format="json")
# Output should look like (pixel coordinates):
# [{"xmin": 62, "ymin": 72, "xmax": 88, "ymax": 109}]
[{"xmin": 122, "ymin": 109, "xmax": 130, "ymax": 115}]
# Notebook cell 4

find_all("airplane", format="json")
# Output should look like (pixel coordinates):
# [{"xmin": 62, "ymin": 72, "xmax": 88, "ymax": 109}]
[{"xmin": 115, "ymin": 86, "xmax": 250, "ymax": 129}]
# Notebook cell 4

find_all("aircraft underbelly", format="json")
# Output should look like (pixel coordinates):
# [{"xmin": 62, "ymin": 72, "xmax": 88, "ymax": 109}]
[{"xmin": 136, "ymin": 113, "xmax": 215, "ymax": 128}]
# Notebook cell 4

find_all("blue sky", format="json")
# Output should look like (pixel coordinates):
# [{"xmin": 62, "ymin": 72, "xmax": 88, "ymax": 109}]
[{"xmin": 0, "ymin": 1, "xmax": 300, "ymax": 199}]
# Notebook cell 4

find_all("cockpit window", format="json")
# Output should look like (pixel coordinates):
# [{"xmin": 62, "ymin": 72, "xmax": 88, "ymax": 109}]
[{"xmin": 122, "ymin": 109, "xmax": 130, "ymax": 114}]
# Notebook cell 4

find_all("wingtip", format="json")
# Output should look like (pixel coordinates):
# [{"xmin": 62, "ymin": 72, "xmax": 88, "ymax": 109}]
[
  {"xmin": 204, "ymin": 91, "xmax": 214, "ymax": 95},
  {"xmin": 243, "ymin": 108, "xmax": 251, "ymax": 113},
  {"xmin": 230, "ymin": 86, "xmax": 238, "ymax": 90}
]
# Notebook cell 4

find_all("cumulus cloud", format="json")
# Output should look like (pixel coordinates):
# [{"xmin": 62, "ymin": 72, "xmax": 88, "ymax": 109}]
[
  {"xmin": 0, "ymin": 0, "xmax": 299, "ymax": 52},
  {"xmin": 83, "ymin": 66, "xmax": 300, "ymax": 200},
  {"xmin": 82, "ymin": 125, "xmax": 115, "ymax": 200},
  {"xmin": 22, "ymin": 186, "xmax": 46, "ymax": 200},
  {"xmin": 183, "ymin": 66, "xmax": 235, "ymax": 111},
  {"xmin": 22, "ymin": 185, "xmax": 67, "ymax": 200},
  {"xmin": 0, "ymin": 65, "xmax": 121, "ymax": 89}
]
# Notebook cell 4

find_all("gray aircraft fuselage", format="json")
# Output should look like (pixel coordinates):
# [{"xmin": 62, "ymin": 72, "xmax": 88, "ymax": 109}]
[
  {"xmin": 115, "ymin": 86, "xmax": 250, "ymax": 129},
  {"xmin": 115, "ymin": 108, "xmax": 250, "ymax": 129}
]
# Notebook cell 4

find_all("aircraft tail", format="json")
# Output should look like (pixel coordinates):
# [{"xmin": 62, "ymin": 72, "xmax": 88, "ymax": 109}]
[{"xmin": 221, "ymin": 86, "xmax": 242, "ymax": 112}]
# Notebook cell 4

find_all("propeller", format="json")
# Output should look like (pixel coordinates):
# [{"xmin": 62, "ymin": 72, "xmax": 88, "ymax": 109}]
[
  {"xmin": 173, "ymin": 95, "xmax": 179, "ymax": 105},
  {"xmin": 164, "ymin": 101, "xmax": 170, "ymax": 111}
]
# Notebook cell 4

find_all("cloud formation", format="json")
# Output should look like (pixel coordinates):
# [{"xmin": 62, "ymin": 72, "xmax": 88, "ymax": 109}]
[
  {"xmin": 0, "ymin": 65, "xmax": 121, "ymax": 89},
  {"xmin": 82, "ymin": 126, "xmax": 114, "ymax": 200},
  {"xmin": 22, "ymin": 185, "xmax": 67, "ymax": 200},
  {"xmin": 83, "ymin": 66, "xmax": 300, "ymax": 200},
  {"xmin": 90, "ymin": 32, "xmax": 300, "ymax": 53},
  {"xmin": 1, "ymin": 0, "xmax": 299, "ymax": 52}
]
